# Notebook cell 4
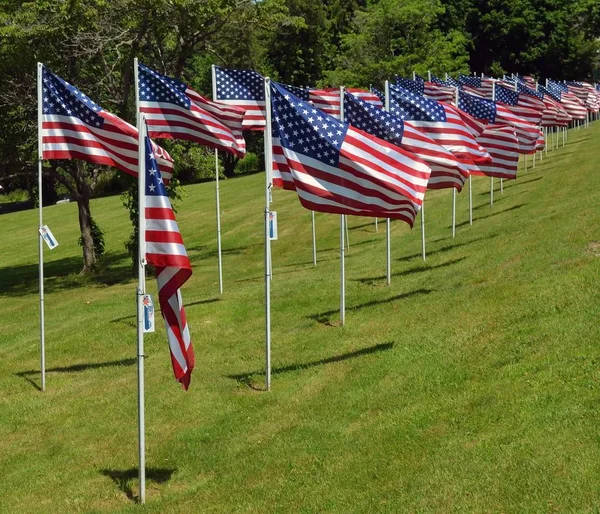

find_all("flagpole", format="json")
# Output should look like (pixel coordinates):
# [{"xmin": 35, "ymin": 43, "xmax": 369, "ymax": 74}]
[
  {"xmin": 383, "ymin": 82, "xmax": 392, "ymax": 284},
  {"xmin": 469, "ymin": 175, "xmax": 473, "ymax": 225},
  {"xmin": 134, "ymin": 57, "xmax": 146, "ymax": 505},
  {"xmin": 37, "ymin": 62, "xmax": 46, "ymax": 392},
  {"xmin": 311, "ymin": 211, "xmax": 317, "ymax": 266},
  {"xmin": 339, "ymin": 86, "xmax": 346, "ymax": 324},
  {"xmin": 421, "ymin": 202, "xmax": 426, "ymax": 261},
  {"xmin": 263, "ymin": 77, "xmax": 272, "ymax": 390},
  {"xmin": 490, "ymin": 177, "xmax": 494, "ymax": 207},
  {"xmin": 211, "ymin": 65, "xmax": 224, "ymax": 294},
  {"xmin": 452, "ymin": 188, "xmax": 456, "ymax": 238},
  {"xmin": 344, "ymin": 215, "xmax": 350, "ymax": 250}
]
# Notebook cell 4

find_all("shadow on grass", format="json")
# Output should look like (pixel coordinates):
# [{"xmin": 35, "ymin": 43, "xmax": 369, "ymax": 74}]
[
  {"xmin": 396, "ymin": 234, "xmax": 497, "ymax": 263},
  {"xmin": 353, "ymin": 257, "xmax": 465, "ymax": 285},
  {"xmin": 317, "ymin": 238, "xmax": 379, "ymax": 253},
  {"xmin": 455, "ymin": 204, "xmax": 525, "ymax": 228},
  {"xmin": 309, "ymin": 288, "xmax": 433, "ymax": 324},
  {"xmin": 501, "ymin": 176, "xmax": 543, "ymax": 190},
  {"xmin": 101, "ymin": 467, "xmax": 176, "ymax": 503},
  {"xmin": 15, "ymin": 358, "xmax": 137, "ymax": 391},
  {"xmin": 0, "ymin": 251, "xmax": 133, "ymax": 297},
  {"xmin": 228, "ymin": 342, "xmax": 394, "ymax": 390}
]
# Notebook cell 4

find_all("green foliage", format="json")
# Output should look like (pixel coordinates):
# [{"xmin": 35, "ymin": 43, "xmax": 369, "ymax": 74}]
[
  {"xmin": 235, "ymin": 152, "xmax": 259, "ymax": 175},
  {"xmin": 0, "ymin": 188, "xmax": 29, "ymax": 204},
  {"xmin": 78, "ymin": 216, "xmax": 105, "ymax": 260}
]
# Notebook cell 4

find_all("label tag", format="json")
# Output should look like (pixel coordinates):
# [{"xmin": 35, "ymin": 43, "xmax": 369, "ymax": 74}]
[
  {"xmin": 268, "ymin": 211, "xmax": 278, "ymax": 240},
  {"xmin": 142, "ymin": 294, "xmax": 155, "ymax": 333},
  {"xmin": 39, "ymin": 225, "xmax": 58, "ymax": 250}
]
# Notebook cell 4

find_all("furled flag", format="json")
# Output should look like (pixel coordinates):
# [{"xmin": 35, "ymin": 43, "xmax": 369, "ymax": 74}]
[
  {"xmin": 494, "ymin": 84, "xmax": 543, "ymax": 126},
  {"xmin": 280, "ymin": 85, "xmax": 382, "ymax": 119},
  {"xmin": 214, "ymin": 66, "xmax": 265, "ymax": 130},
  {"xmin": 143, "ymin": 134, "xmax": 194, "ymax": 389},
  {"xmin": 396, "ymin": 76, "xmax": 455, "ymax": 103},
  {"xmin": 138, "ymin": 63, "xmax": 246, "ymax": 158},
  {"xmin": 270, "ymin": 82, "xmax": 431, "ymax": 226},
  {"xmin": 385, "ymin": 84, "xmax": 492, "ymax": 165},
  {"xmin": 458, "ymin": 75, "xmax": 495, "ymax": 99},
  {"xmin": 458, "ymin": 90, "xmax": 541, "ymax": 154},
  {"xmin": 41, "ymin": 65, "xmax": 174, "ymax": 182},
  {"xmin": 343, "ymin": 91, "xmax": 468, "ymax": 190}
]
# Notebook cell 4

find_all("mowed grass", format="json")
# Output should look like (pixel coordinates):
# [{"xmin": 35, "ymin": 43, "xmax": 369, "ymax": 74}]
[{"xmin": 1, "ymin": 124, "xmax": 600, "ymax": 513}]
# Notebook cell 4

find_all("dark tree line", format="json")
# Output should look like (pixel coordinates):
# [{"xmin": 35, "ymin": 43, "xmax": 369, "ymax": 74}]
[{"xmin": 1, "ymin": 0, "xmax": 598, "ymax": 271}]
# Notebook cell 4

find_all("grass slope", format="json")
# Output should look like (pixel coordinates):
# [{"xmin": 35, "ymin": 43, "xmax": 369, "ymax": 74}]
[{"xmin": 1, "ymin": 125, "xmax": 599, "ymax": 513}]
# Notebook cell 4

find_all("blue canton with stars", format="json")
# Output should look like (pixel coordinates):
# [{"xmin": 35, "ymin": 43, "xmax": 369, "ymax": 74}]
[
  {"xmin": 430, "ymin": 74, "xmax": 448, "ymax": 86},
  {"xmin": 458, "ymin": 91, "xmax": 497, "ymax": 122},
  {"xmin": 539, "ymin": 85, "xmax": 561, "ymax": 102},
  {"xmin": 42, "ymin": 66, "xmax": 104, "ymax": 127},
  {"xmin": 270, "ymin": 81, "xmax": 348, "ymax": 167},
  {"xmin": 388, "ymin": 84, "xmax": 447, "ymax": 122},
  {"xmin": 343, "ymin": 91, "xmax": 404, "ymax": 145},
  {"xmin": 494, "ymin": 84, "xmax": 519, "ymax": 106},
  {"xmin": 517, "ymin": 82, "xmax": 544, "ymax": 100},
  {"xmin": 145, "ymin": 136, "xmax": 167, "ymax": 197},
  {"xmin": 396, "ymin": 77, "xmax": 424, "ymax": 95},
  {"xmin": 279, "ymin": 84, "xmax": 311, "ymax": 102},
  {"xmin": 215, "ymin": 67, "xmax": 264, "ymax": 101},
  {"xmin": 138, "ymin": 63, "xmax": 190, "ymax": 109},
  {"xmin": 564, "ymin": 80, "xmax": 583, "ymax": 87},
  {"xmin": 445, "ymin": 76, "xmax": 460, "ymax": 87},
  {"xmin": 458, "ymin": 75, "xmax": 482, "ymax": 88},
  {"xmin": 548, "ymin": 80, "xmax": 568, "ymax": 92}
]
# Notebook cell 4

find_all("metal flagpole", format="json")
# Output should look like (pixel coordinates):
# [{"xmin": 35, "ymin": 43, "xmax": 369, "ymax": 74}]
[
  {"xmin": 413, "ymin": 71, "xmax": 416, "ymax": 80},
  {"xmin": 339, "ymin": 86, "xmax": 346, "ymax": 324},
  {"xmin": 490, "ymin": 177, "xmax": 494, "ymax": 207},
  {"xmin": 384, "ymin": 82, "xmax": 392, "ymax": 284},
  {"xmin": 375, "ymin": 218, "xmax": 378, "ymax": 232},
  {"xmin": 134, "ymin": 58, "xmax": 146, "ymax": 505},
  {"xmin": 469, "ymin": 175, "xmax": 473, "ymax": 226},
  {"xmin": 420, "ymin": 203, "xmax": 426, "ymax": 261},
  {"xmin": 344, "ymin": 215, "xmax": 350, "ymax": 250},
  {"xmin": 211, "ymin": 65, "xmax": 224, "ymax": 294},
  {"xmin": 37, "ymin": 62, "xmax": 46, "ymax": 392},
  {"xmin": 311, "ymin": 211, "xmax": 317, "ymax": 266},
  {"xmin": 263, "ymin": 77, "xmax": 273, "ymax": 390},
  {"xmin": 452, "ymin": 188, "xmax": 456, "ymax": 238}
]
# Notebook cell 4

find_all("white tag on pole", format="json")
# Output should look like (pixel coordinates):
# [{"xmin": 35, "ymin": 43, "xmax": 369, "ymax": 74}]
[
  {"xmin": 142, "ymin": 294, "xmax": 155, "ymax": 333},
  {"xmin": 268, "ymin": 211, "xmax": 278, "ymax": 240},
  {"xmin": 39, "ymin": 225, "xmax": 58, "ymax": 250}
]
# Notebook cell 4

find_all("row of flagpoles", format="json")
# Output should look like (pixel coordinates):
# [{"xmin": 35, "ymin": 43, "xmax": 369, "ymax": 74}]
[{"xmin": 35, "ymin": 59, "xmax": 599, "ymax": 503}]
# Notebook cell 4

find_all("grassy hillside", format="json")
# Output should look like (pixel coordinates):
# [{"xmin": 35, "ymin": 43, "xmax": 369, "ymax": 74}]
[{"xmin": 1, "ymin": 124, "xmax": 599, "ymax": 513}]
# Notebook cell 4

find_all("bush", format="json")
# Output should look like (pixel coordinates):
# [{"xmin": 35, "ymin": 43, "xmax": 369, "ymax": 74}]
[
  {"xmin": 93, "ymin": 171, "xmax": 129, "ymax": 198},
  {"xmin": 78, "ymin": 217, "xmax": 105, "ymax": 260},
  {"xmin": 0, "ymin": 188, "xmax": 29, "ymax": 204},
  {"xmin": 235, "ymin": 152, "xmax": 259, "ymax": 175}
]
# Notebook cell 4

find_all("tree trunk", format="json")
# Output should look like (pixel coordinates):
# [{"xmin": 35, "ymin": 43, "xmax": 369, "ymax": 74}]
[
  {"xmin": 222, "ymin": 153, "xmax": 239, "ymax": 178},
  {"xmin": 75, "ymin": 165, "xmax": 96, "ymax": 274}
]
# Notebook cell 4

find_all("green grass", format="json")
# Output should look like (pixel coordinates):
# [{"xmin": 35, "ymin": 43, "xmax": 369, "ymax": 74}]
[{"xmin": 1, "ymin": 125, "xmax": 600, "ymax": 513}]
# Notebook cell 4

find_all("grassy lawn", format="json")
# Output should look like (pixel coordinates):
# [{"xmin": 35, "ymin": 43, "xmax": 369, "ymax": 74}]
[{"xmin": 1, "ymin": 124, "xmax": 599, "ymax": 513}]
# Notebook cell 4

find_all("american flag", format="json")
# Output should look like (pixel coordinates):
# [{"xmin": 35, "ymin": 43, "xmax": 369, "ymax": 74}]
[
  {"xmin": 546, "ymin": 81, "xmax": 587, "ymax": 119},
  {"xmin": 458, "ymin": 90, "xmax": 541, "ymax": 154},
  {"xmin": 280, "ymin": 85, "xmax": 382, "ymax": 119},
  {"xmin": 565, "ymin": 81, "xmax": 599, "ymax": 111},
  {"xmin": 138, "ymin": 63, "xmax": 246, "ymax": 158},
  {"xmin": 385, "ymin": 84, "xmax": 492, "ymax": 165},
  {"xmin": 538, "ymin": 86, "xmax": 572, "ymax": 126},
  {"xmin": 214, "ymin": 66, "xmax": 265, "ymax": 130},
  {"xmin": 458, "ymin": 75, "xmax": 495, "ymax": 99},
  {"xmin": 444, "ymin": 76, "xmax": 461, "ymax": 88},
  {"xmin": 472, "ymin": 126, "xmax": 519, "ymax": 180},
  {"xmin": 143, "ymin": 133, "xmax": 194, "ymax": 389},
  {"xmin": 41, "ymin": 65, "xmax": 174, "ymax": 182},
  {"xmin": 494, "ymin": 84, "xmax": 543, "ymax": 126},
  {"xmin": 397, "ymin": 76, "xmax": 456, "ymax": 103},
  {"xmin": 343, "ymin": 91, "xmax": 468, "ymax": 190},
  {"xmin": 269, "ymin": 82, "xmax": 431, "ymax": 226}
]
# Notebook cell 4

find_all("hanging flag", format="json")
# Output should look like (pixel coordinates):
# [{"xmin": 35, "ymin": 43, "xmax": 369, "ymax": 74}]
[
  {"xmin": 458, "ymin": 90, "xmax": 541, "ymax": 154},
  {"xmin": 143, "ymin": 135, "xmax": 194, "ymax": 389},
  {"xmin": 343, "ymin": 91, "xmax": 468, "ymax": 190},
  {"xmin": 494, "ymin": 84, "xmax": 543, "ymax": 126},
  {"xmin": 458, "ymin": 75, "xmax": 495, "ymax": 99},
  {"xmin": 385, "ymin": 84, "xmax": 492, "ymax": 165},
  {"xmin": 138, "ymin": 63, "xmax": 246, "ymax": 158},
  {"xmin": 473, "ymin": 126, "xmax": 519, "ymax": 179},
  {"xmin": 279, "ymin": 85, "xmax": 382, "ymax": 119},
  {"xmin": 270, "ymin": 82, "xmax": 431, "ymax": 226},
  {"xmin": 41, "ymin": 65, "xmax": 174, "ymax": 182},
  {"xmin": 214, "ymin": 66, "xmax": 265, "ymax": 130}
]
